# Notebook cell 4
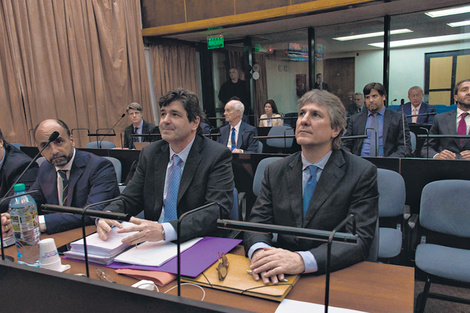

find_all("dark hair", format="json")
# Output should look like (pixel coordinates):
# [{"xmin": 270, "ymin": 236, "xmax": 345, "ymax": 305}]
[
  {"xmin": 0, "ymin": 128, "xmax": 8, "ymax": 147},
  {"xmin": 33, "ymin": 119, "xmax": 71, "ymax": 138},
  {"xmin": 454, "ymin": 79, "xmax": 470, "ymax": 95},
  {"xmin": 264, "ymin": 99, "xmax": 279, "ymax": 114},
  {"xmin": 297, "ymin": 89, "xmax": 346, "ymax": 150},
  {"xmin": 363, "ymin": 82, "xmax": 387, "ymax": 98},
  {"xmin": 158, "ymin": 88, "xmax": 206, "ymax": 134}
]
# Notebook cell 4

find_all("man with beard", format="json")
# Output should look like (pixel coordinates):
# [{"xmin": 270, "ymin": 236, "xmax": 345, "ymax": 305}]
[
  {"xmin": 421, "ymin": 79, "xmax": 470, "ymax": 159},
  {"xmin": 29, "ymin": 119, "xmax": 119, "ymax": 234}
]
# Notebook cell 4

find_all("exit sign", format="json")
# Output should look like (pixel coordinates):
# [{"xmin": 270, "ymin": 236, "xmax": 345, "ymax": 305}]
[{"xmin": 207, "ymin": 34, "xmax": 224, "ymax": 49}]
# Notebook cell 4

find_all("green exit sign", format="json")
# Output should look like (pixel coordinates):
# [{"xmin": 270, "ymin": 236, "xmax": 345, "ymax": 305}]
[{"xmin": 207, "ymin": 34, "xmax": 224, "ymax": 49}]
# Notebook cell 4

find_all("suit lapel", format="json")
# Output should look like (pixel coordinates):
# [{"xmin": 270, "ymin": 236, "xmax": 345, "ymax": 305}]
[
  {"xmin": 304, "ymin": 150, "xmax": 346, "ymax": 227},
  {"xmin": 221, "ymin": 126, "xmax": 229, "ymax": 146},
  {"xmin": 178, "ymin": 136, "xmax": 203, "ymax": 203},
  {"xmin": 66, "ymin": 151, "xmax": 86, "ymax": 207},
  {"xmin": 237, "ymin": 123, "xmax": 246, "ymax": 149},
  {"xmin": 382, "ymin": 110, "xmax": 391, "ymax": 146},
  {"xmin": 443, "ymin": 111, "xmax": 459, "ymax": 147},
  {"xmin": 285, "ymin": 156, "xmax": 303, "ymax": 227},
  {"xmin": 153, "ymin": 144, "xmax": 169, "ymax": 215}
]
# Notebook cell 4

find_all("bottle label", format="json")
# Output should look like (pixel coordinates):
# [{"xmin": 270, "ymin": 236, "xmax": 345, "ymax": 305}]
[{"xmin": 11, "ymin": 203, "xmax": 38, "ymax": 232}]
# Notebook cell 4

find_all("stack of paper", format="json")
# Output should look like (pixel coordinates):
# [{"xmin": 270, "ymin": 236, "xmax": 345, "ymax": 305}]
[
  {"xmin": 64, "ymin": 222, "xmax": 137, "ymax": 265},
  {"xmin": 2, "ymin": 235, "xmax": 15, "ymax": 248}
]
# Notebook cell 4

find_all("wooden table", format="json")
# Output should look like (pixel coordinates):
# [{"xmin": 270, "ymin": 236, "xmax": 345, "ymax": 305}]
[{"xmin": 3, "ymin": 227, "xmax": 414, "ymax": 313}]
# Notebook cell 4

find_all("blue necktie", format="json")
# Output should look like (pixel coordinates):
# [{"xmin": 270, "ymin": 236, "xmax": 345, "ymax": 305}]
[
  {"xmin": 58, "ymin": 170, "xmax": 69, "ymax": 205},
  {"xmin": 164, "ymin": 155, "xmax": 182, "ymax": 222},
  {"xmin": 303, "ymin": 165, "xmax": 317, "ymax": 216},
  {"xmin": 369, "ymin": 113, "xmax": 378, "ymax": 157},
  {"xmin": 230, "ymin": 127, "xmax": 236, "ymax": 151}
]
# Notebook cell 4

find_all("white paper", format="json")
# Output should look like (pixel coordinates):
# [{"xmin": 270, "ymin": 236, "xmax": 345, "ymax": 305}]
[
  {"xmin": 275, "ymin": 299, "xmax": 368, "ymax": 313},
  {"xmin": 114, "ymin": 237, "xmax": 203, "ymax": 267}
]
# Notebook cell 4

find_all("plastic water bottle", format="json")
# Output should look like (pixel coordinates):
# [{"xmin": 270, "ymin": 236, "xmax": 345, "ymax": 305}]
[{"xmin": 9, "ymin": 183, "xmax": 40, "ymax": 266}]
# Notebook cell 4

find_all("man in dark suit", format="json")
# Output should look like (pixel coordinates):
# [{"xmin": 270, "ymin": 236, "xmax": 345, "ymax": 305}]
[
  {"xmin": 421, "ymin": 79, "xmax": 470, "ymax": 159},
  {"xmin": 123, "ymin": 102, "xmax": 159, "ymax": 149},
  {"xmin": 244, "ymin": 89, "xmax": 378, "ymax": 284},
  {"xmin": 346, "ymin": 93, "xmax": 366, "ymax": 117},
  {"xmin": 97, "ymin": 88, "xmax": 234, "ymax": 244},
  {"xmin": 313, "ymin": 73, "xmax": 329, "ymax": 91},
  {"xmin": 343, "ymin": 82, "xmax": 412, "ymax": 157},
  {"xmin": 397, "ymin": 86, "xmax": 436, "ymax": 125},
  {"xmin": 30, "ymin": 119, "xmax": 120, "ymax": 234},
  {"xmin": 217, "ymin": 99, "xmax": 259, "ymax": 153}
]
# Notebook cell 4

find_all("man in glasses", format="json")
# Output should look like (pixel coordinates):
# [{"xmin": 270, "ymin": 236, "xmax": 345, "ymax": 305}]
[{"xmin": 245, "ymin": 89, "xmax": 378, "ymax": 284}]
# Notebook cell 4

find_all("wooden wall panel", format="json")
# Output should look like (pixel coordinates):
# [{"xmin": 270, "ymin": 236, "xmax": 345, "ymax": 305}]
[
  {"xmin": 235, "ymin": 0, "xmax": 290, "ymax": 14},
  {"xmin": 141, "ymin": 0, "xmax": 185, "ymax": 28},
  {"xmin": 186, "ymin": 0, "xmax": 234, "ymax": 22},
  {"xmin": 429, "ymin": 56, "xmax": 452, "ymax": 90},
  {"xmin": 456, "ymin": 55, "xmax": 470, "ymax": 84}
]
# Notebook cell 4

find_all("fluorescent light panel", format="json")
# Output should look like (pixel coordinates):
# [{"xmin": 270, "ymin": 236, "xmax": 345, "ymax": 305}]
[
  {"xmin": 369, "ymin": 33, "xmax": 470, "ymax": 48},
  {"xmin": 425, "ymin": 5, "xmax": 470, "ymax": 18},
  {"xmin": 333, "ymin": 29, "xmax": 412, "ymax": 41},
  {"xmin": 448, "ymin": 20, "xmax": 470, "ymax": 27}
]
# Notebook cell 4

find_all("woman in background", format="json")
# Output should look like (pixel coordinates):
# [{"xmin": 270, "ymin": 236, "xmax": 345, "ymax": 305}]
[{"xmin": 259, "ymin": 100, "xmax": 283, "ymax": 127}]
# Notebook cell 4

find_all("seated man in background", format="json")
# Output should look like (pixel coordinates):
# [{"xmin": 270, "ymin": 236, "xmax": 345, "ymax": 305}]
[
  {"xmin": 346, "ymin": 93, "xmax": 366, "ymax": 117},
  {"xmin": 421, "ymin": 79, "xmax": 470, "ymax": 159},
  {"xmin": 97, "ymin": 88, "xmax": 234, "ymax": 244},
  {"xmin": 217, "ymin": 99, "xmax": 259, "ymax": 153},
  {"xmin": 0, "ymin": 129, "xmax": 38, "ymax": 213},
  {"xmin": 30, "ymin": 119, "xmax": 120, "ymax": 234},
  {"xmin": 123, "ymin": 102, "xmax": 159, "ymax": 149},
  {"xmin": 343, "ymin": 82, "xmax": 411, "ymax": 157},
  {"xmin": 397, "ymin": 86, "xmax": 436, "ymax": 125},
  {"xmin": 245, "ymin": 89, "xmax": 378, "ymax": 284}
]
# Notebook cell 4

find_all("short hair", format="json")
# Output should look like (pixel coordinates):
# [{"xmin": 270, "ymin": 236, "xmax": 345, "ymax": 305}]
[
  {"xmin": 297, "ymin": 89, "xmax": 346, "ymax": 150},
  {"xmin": 228, "ymin": 99, "xmax": 245, "ymax": 116},
  {"xmin": 158, "ymin": 88, "xmax": 206, "ymax": 134},
  {"xmin": 316, "ymin": 73, "xmax": 322, "ymax": 78},
  {"xmin": 264, "ymin": 99, "xmax": 279, "ymax": 114},
  {"xmin": 0, "ymin": 128, "xmax": 8, "ymax": 146},
  {"xmin": 33, "ymin": 119, "xmax": 71, "ymax": 138},
  {"xmin": 454, "ymin": 79, "xmax": 470, "ymax": 95},
  {"xmin": 354, "ymin": 93, "xmax": 363, "ymax": 97},
  {"xmin": 363, "ymin": 82, "xmax": 387, "ymax": 98},
  {"xmin": 126, "ymin": 102, "xmax": 142, "ymax": 113},
  {"xmin": 408, "ymin": 86, "xmax": 423, "ymax": 95}
]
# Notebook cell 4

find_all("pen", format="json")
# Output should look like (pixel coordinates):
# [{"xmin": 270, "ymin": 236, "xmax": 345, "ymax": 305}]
[{"xmin": 246, "ymin": 270, "xmax": 288, "ymax": 282}]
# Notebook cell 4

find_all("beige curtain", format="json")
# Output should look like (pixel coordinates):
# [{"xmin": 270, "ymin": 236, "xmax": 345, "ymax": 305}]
[
  {"xmin": 149, "ymin": 43, "xmax": 199, "ymax": 116},
  {"xmin": 0, "ymin": 0, "xmax": 150, "ymax": 147},
  {"xmin": 253, "ymin": 53, "xmax": 268, "ymax": 124}
]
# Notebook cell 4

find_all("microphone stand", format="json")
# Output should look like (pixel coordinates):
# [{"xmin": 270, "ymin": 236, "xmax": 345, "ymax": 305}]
[
  {"xmin": 217, "ymin": 215, "xmax": 358, "ymax": 313},
  {"xmin": 176, "ymin": 202, "xmax": 218, "ymax": 296},
  {"xmin": 41, "ymin": 199, "xmax": 130, "ymax": 277}
]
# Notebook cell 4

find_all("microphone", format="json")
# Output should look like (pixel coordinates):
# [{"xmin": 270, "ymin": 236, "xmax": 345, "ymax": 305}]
[
  {"xmin": 98, "ymin": 113, "xmax": 126, "ymax": 148},
  {"xmin": 401, "ymin": 99, "xmax": 405, "ymax": 105}
]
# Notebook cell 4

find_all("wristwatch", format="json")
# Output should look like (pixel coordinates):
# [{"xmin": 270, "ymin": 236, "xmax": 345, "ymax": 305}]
[{"xmin": 161, "ymin": 228, "xmax": 166, "ymax": 241}]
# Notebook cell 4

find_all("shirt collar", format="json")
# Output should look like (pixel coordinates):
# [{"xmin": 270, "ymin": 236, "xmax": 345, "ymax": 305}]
[
  {"xmin": 134, "ymin": 120, "xmax": 144, "ymax": 131},
  {"xmin": 301, "ymin": 150, "xmax": 332, "ymax": 171},
  {"xmin": 457, "ymin": 107, "xmax": 470, "ymax": 118},
  {"xmin": 55, "ymin": 148, "xmax": 76, "ymax": 172},
  {"xmin": 231, "ymin": 120, "xmax": 242, "ymax": 133},
  {"xmin": 169, "ymin": 136, "xmax": 196, "ymax": 164},
  {"xmin": 368, "ymin": 106, "xmax": 386, "ymax": 117}
]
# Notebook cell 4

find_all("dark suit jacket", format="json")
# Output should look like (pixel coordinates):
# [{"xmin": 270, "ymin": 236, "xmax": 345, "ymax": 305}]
[
  {"xmin": 106, "ymin": 134, "xmax": 234, "ymax": 242},
  {"xmin": 244, "ymin": 150, "xmax": 378, "ymax": 274},
  {"xmin": 0, "ymin": 145, "xmax": 39, "ymax": 213},
  {"xmin": 314, "ymin": 82, "xmax": 329, "ymax": 91},
  {"xmin": 217, "ymin": 122, "xmax": 259, "ymax": 153},
  {"xmin": 346, "ymin": 103, "xmax": 365, "ymax": 117},
  {"xmin": 397, "ymin": 102, "xmax": 436, "ymax": 125},
  {"xmin": 421, "ymin": 110, "xmax": 470, "ymax": 158},
  {"xmin": 343, "ymin": 109, "xmax": 412, "ymax": 157},
  {"xmin": 30, "ymin": 150, "xmax": 120, "ymax": 234},
  {"xmin": 123, "ymin": 120, "xmax": 159, "ymax": 149}
]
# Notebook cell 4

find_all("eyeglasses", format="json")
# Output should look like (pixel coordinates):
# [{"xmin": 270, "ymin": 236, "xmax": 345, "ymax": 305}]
[
  {"xmin": 95, "ymin": 268, "xmax": 115, "ymax": 283},
  {"xmin": 216, "ymin": 253, "xmax": 229, "ymax": 281}
]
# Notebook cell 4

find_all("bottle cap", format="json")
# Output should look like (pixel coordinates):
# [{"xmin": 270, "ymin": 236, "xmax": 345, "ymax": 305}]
[{"xmin": 13, "ymin": 183, "xmax": 26, "ymax": 192}]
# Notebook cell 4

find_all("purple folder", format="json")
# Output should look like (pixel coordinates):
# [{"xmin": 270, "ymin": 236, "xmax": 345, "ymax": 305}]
[{"xmin": 106, "ymin": 237, "xmax": 241, "ymax": 277}]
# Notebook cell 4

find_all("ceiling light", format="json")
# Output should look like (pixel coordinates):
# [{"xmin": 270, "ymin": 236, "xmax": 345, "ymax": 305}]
[
  {"xmin": 333, "ymin": 29, "xmax": 413, "ymax": 41},
  {"xmin": 369, "ymin": 33, "xmax": 470, "ymax": 48},
  {"xmin": 447, "ymin": 20, "xmax": 470, "ymax": 27},
  {"xmin": 425, "ymin": 5, "xmax": 470, "ymax": 18}
]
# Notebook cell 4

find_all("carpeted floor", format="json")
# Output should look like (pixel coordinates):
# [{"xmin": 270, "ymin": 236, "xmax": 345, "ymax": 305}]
[{"xmin": 414, "ymin": 279, "xmax": 470, "ymax": 313}]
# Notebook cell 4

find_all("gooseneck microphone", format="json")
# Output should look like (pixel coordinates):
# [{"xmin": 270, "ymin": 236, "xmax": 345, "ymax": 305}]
[{"xmin": 98, "ymin": 113, "xmax": 126, "ymax": 148}]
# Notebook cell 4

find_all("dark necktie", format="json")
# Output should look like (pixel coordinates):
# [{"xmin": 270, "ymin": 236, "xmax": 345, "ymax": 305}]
[
  {"xmin": 231, "ymin": 128, "xmax": 236, "ymax": 151},
  {"xmin": 369, "ymin": 114, "xmax": 378, "ymax": 157},
  {"xmin": 133, "ymin": 127, "xmax": 139, "ymax": 142},
  {"xmin": 58, "ymin": 170, "xmax": 69, "ymax": 205},
  {"xmin": 458, "ymin": 113, "xmax": 468, "ymax": 147},
  {"xmin": 303, "ymin": 165, "xmax": 317, "ymax": 216},
  {"xmin": 164, "ymin": 155, "xmax": 182, "ymax": 222}
]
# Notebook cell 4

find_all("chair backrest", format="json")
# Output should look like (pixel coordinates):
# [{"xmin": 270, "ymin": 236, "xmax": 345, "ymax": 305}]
[
  {"xmin": 257, "ymin": 141, "xmax": 263, "ymax": 153},
  {"xmin": 103, "ymin": 156, "xmax": 122, "ymax": 183},
  {"xmin": 253, "ymin": 157, "xmax": 283, "ymax": 196},
  {"xmin": 420, "ymin": 180, "xmax": 470, "ymax": 238},
  {"xmin": 266, "ymin": 126, "xmax": 294, "ymax": 149},
  {"xmin": 377, "ymin": 168, "xmax": 405, "ymax": 217},
  {"xmin": 36, "ymin": 156, "xmax": 47, "ymax": 167},
  {"xmin": 86, "ymin": 141, "xmax": 116, "ymax": 149},
  {"xmin": 283, "ymin": 112, "xmax": 298, "ymax": 127}
]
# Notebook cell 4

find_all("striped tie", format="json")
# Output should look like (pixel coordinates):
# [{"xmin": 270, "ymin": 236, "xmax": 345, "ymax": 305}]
[
  {"xmin": 164, "ymin": 155, "xmax": 182, "ymax": 222},
  {"xmin": 58, "ymin": 170, "xmax": 69, "ymax": 205},
  {"xmin": 230, "ymin": 128, "xmax": 236, "ymax": 151},
  {"xmin": 303, "ymin": 165, "xmax": 317, "ymax": 216}
]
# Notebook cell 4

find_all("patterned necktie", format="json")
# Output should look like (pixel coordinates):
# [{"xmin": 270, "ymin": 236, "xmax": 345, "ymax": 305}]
[
  {"xmin": 164, "ymin": 155, "xmax": 182, "ymax": 222},
  {"xmin": 133, "ymin": 127, "xmax": 139, "ymax": 142},
  {"xmin": 369, "ymin": 113, "xmax": 378, "ymax": 157},
  {"xmin": 230, "ymin": 127, "xmax": 236, "ymax": 151},
  {"xmin": 267, "ymin": 118, "xmax": 271, "ymax": 127},
  {"xmin": 458, "ymin": 112, "xmax": 468, "ymax": 147},
  {"xmin": 412, "ymin": 108, "xmax": 418, "ymax": 123},
  {"xmin": 58, "ymin": 170, "xmax": 69, "ymax": 205},
  {"xmin": 303, "ymin": 165, "xmax": 318, "ymax": 216}
]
